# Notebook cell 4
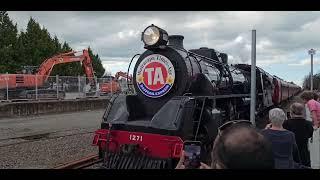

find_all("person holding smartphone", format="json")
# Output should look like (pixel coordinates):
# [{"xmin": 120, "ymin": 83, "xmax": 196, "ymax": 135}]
[
  {"xmin": 178, "ymin": 141, "xmax": 202, "ymax": 169},
  {"xmin": 175, "ymin": 150, "xmax": 211, "ymax": 169},
  {"xmin": 176, "ymin": 120, "xmax": 274, "ymax": 169}
]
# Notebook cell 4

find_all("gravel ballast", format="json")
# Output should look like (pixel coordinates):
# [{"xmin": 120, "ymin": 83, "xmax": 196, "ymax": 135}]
[{"xmin": 0, "ymin": 130, "xmax": 98, "ymax": 169}]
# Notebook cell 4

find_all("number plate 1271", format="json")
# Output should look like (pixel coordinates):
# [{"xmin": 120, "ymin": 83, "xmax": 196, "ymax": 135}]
[{"xmin": 129, "ymin": 134, "xmax": 143, "ymax": 142}]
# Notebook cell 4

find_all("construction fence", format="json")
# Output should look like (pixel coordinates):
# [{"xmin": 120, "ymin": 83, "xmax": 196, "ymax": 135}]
[{"xmin": 0, "ymin": 74, "xmax": 133, "ymax": 102}]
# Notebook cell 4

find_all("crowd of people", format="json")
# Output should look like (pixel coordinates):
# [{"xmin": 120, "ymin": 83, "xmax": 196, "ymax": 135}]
[{"xmin": 176, "ymin": 90, "xmax": 319, "ymax": 169}]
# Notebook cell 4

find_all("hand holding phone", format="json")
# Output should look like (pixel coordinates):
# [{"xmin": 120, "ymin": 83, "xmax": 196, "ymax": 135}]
[{"xmin": 183, "ymin": 141, "xmax": 201, "ymax": 169}]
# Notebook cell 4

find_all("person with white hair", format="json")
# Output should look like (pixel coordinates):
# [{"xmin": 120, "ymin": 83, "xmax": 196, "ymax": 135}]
[{"xmin": 261, "ymin": 108, "xmax": 301, "ymax": 169}]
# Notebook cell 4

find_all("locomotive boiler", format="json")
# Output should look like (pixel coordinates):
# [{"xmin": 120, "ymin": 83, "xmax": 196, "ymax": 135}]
[{"xmin": 92, "ymin": 24, "xmax": 301, "ymax": 169}]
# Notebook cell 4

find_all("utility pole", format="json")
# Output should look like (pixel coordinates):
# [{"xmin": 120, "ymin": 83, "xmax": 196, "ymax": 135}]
[
  {"xmin": 308, "ymin": 49, "xmax": 316, "ymax": 91},
  {"xmin": 250, "ymin": 30, "xmax": 256, "ymax": 127}
]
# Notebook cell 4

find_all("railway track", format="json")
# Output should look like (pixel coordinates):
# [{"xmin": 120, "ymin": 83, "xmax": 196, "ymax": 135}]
[
  {"xmin": 53, "ymin": 154, "xmax": 102, "ymax": 169},
  {"xmin": 0, "ymin": 130, "xmax": 95, "ymax": 148}
]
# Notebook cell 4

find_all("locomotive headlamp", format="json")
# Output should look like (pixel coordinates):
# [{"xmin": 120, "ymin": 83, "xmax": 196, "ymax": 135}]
[
  {"xmin": 142, "ymin": 24, "xmax": 168, "ymax": 49},
  {"xmin": 143, "ymin": 26, "xmax": 160, "ymax": 45}
]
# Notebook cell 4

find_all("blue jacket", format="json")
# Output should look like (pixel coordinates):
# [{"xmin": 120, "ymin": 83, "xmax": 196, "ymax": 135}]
[{"xmin": 261, "ymin": 129, "xmax": 301, "ymax": 169}]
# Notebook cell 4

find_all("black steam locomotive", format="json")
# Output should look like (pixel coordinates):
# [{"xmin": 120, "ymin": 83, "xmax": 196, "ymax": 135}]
[{"xmin": 92, "ymin": 25, "xmax": 301, "ymax": 169}]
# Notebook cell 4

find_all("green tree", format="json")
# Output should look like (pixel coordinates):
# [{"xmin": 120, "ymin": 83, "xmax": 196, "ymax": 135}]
[
  {"xmin": 17, "ymin": 18, "xmax": 57, "ymax": 68},
  {"xmin": 53, "ymin": 35, "xmax": 61, "ymax": 53},
  {"xmin": 61, "ymin": 41, "xmax": 72, "ymax": 52},
  {"xmin": 0, "ymin": 11, "xmax": 18, "ymax": 73},
  {"xmin": 1, "ymin": 14, "xmax": 105, "ymax": 78},
  {"xmin": 303, "ymin": 73, "xmax": 320, "ymax": 90},
  {"xmin": 88, "ymin": 47, "xmax": 105, "ymax": 78}
]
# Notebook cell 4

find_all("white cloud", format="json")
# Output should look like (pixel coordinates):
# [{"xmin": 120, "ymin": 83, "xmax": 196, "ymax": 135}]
[
  {"xmin": 288, "ymin": 58, "xmax": 320, "ymax": 66},
  {"xmin": 102, "ymin": 60, "xmax": 129, "ymax": 76},
  {"xmin": 257, "ymin": 39, "xmax": 272, "ymax": 51},
  {"xmin": 7, "ymin": 11, "xmax": 320, "ymax": 82},
  {"xmin": 101, "ymin": 56, "xmax": 140, "ymax": 76},
  {"xmin": 184, "ymin": 18, "xmax": 217, "ymax": 29},
  {"xmin": 295, "ymin": 79, "xmax": 303, "ymax": 87},
  {"xmin": 117, "ymin": 30, "xmax": 140, "ymax": 39},
  {"xmin": 256, "ymin": 54, "xmax": 293, "ymax": 67},
  {"xmin": 235, "ymin": 36, "xmax": 243, "ymax": 43},
  {"xmin": 301, "ymin": 17, "xmax": 320, "ymax": 31}
]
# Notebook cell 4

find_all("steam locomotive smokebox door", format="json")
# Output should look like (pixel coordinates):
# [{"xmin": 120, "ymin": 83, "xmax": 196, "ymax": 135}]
[{"xmin": 102, "ymin": 94, "xmax": 195, "ymax": 137}]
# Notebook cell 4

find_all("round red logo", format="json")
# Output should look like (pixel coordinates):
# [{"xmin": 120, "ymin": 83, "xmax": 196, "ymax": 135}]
[{"xmin": 136, "ymin": 54, "xmax": 175, "ymax": 98}]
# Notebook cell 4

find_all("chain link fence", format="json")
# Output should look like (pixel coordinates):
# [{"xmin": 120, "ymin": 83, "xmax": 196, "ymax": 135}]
[{"xmin": 0, "ymin": 74, "xmax": 134, "ymax": 102}]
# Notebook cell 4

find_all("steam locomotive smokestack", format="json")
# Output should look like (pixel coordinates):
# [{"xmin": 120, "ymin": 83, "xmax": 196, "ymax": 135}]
[{"xmin": 168, "ymin": 35, "xmax": 184, "ymax": 49}]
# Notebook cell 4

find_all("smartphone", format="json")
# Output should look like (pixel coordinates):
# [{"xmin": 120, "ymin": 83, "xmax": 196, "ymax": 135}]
[{"xmin": 183, "ymin": 141, "xmax": 201, "ymax": 169}]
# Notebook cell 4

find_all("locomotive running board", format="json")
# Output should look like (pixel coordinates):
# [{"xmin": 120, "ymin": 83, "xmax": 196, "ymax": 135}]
[{"xmin": 190, "ymin": 93, "xmax": 251, "ymax": 99}]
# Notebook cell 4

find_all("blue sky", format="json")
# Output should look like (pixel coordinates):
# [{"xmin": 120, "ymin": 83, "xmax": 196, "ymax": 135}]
[
  {"xmin": 7, "ymin": 11, "xmax": 320, "ymax": 86},
  {"xmin": 259, "ymin": 51, "xmax": 320, "ymax": 86}
]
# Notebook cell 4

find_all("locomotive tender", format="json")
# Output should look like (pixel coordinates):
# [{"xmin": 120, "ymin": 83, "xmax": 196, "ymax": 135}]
[{"xmin": 92, "ymin": 25, "xmax": 301, "ymax": 169}]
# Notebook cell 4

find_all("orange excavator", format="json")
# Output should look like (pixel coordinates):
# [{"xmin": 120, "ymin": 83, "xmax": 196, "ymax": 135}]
[
  {"xmin": 99, "ymin": 71, "xmax": 132, "ymax": 95},
  {"xmin": 0, "ymin": 49, "xmax": 96, "ymax": 100}
]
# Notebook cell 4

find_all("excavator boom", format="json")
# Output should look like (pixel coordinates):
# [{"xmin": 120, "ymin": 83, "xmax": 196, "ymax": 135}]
[
  {"xmin": 36, "ymin": 49, "xmax": 95, "ymax": 83},
  {"xmin": 0, "ymin": 49, "xmax": 96, "ymax": 99}
]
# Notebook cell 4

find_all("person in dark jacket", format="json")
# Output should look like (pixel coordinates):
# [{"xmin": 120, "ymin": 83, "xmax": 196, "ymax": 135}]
[
  {"xmin": 261, "ymin": 108, "xmax": 301, "ymax": 169},
  {"xmin": 283, "ymin": 103, "xmax": 314, "ymax": 167}
]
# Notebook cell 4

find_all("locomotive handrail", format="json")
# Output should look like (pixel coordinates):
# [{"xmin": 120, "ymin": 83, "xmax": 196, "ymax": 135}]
[
  {"xmin": 186, "ymin": 53, "xmax": 195, "ymax": 75},
  {"xmin": 167, "ymin": 45, "xmax": 227, "ymax": 67},
  {"xmin": 127, "ymin": 54, "xmax": 140, "ymax": 91},
  {"xmin": 103, "ymin": 123, "xmax": 113, "ymax": 167},
  {"xmin": 189, "ymin": 94, "xmax": 251, "ymax": 100},
  {"xmin": 188, "ymin": 52, "xmax": 204, "ymax": 74},
  {"xmin": 189, "ymin": 51, "xmax": 227, "ymax": 67},
  {"xmin": 194, "ymin": 97, "xmax": 206, "ymax": 141},
  {"xmin": 168, "ymin": 44, "xmax": 233, "ymax": 87}
]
